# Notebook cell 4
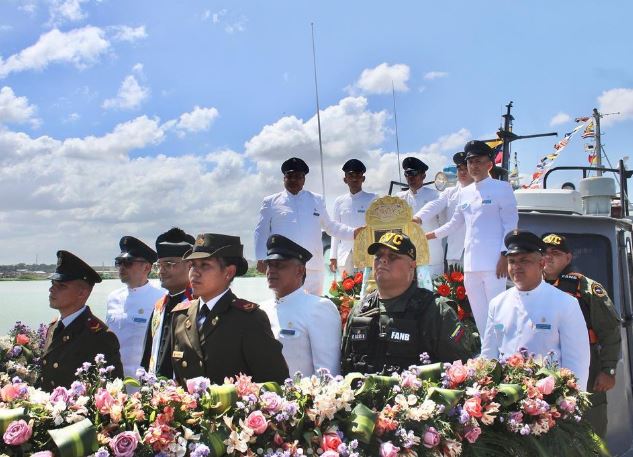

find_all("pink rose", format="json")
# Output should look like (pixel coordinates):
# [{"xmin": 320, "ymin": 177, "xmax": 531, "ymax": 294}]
[
  {"xmin": 463, "ymin": 397, "xmax": 483, "ymax": 418},
  {"xmin": 400, "ymin": 373, "xmax": 419, "ymax": 389},
  {"xmin": 321, "ymin": 452, "xmax": 339, "ymax": 457},
  {"xmin": 0, "ymin": 383, "xmax": 21, "ymax": 402},
  {"xmin": 15, "ymin": 334, "xmax": 30, "ymax": 345},
  {"xmin": 321, "ymin": 431, "xmax": 343, "ymax": 452},
  {"xmin": 31, "ymin": 452, "xmax": 54, "ymax": 457},
  {"xmin": 3, "ymin": 419, "xmax": 32, "ymax": 445},
  {"xmin": 463, "ymin": 426, "xmax": 482, "ymax": 443},
  {"xmin": 536, "ymin": 376, "xmax": 555, "ymax": 396},
  {"xmin": 110, "ymin": 431, "xmax": 138, "ymax": 457},
  {"xmin": 422, "ymin": 426, "xmax": 441, "ymax": 449},
  {"xmin": 446, "ymin": 362, "xmax": 469, "ymax": 386},
  {"xmin": 50, "ymin": 386, "xmax": 70, "ymax": 404},
  {"xmin": 379, "ymin": 441, "xmax": 400, "ymax": 457},
  {"xmin": 246, "ymin": 411, "xmax": 268, "ymax": 435},
  {"xmin": 94, "ymin": 388, "xmax": 115, "ymax": 414},
  {"xmin": 523, "ymin": 399, "xmax": 542, "ymax": 416},
  {"xmin": 261, "ymin": 391, "xmax": 283, "ymax": 413}
]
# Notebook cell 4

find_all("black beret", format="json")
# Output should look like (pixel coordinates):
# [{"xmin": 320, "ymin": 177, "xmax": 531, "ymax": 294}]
[
  {"xmin": 464, "ymin": 140, "xmax": 494, "ymax": 160},
  {"xmin": 155, "ymin": 227, "xmax": 195, "ymax": 259},
  {"xmin": 265, "ymin": 234, "xmax": 313, "ymax": 263},
  {"xmin": 116, "ymin": 236, "xmax": 157, "ymax": 263},
  {"xmin": 281, "ymin": 157, "xmax": 309, "ymax": 174},
  {"xmin": 504, "ymin": 230, "xmax": 546, "ymax": 256},
  {"xmin": 342, "ymin": 159, "xmax": 366, "ymax": 173},
  {"xmin": 452, "ymin": 152, "xmax": 467, "ymax": 166},
  {"xmin": 49, "ymin": 250, "xmax": 102, "ymax": 285},
  {"xmin": 402, "ymin": 156, "xmax": 428, "ymax": 173}
]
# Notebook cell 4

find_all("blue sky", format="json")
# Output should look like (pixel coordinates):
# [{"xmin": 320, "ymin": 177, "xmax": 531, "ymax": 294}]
[{"xmin": 1, "ymin": 0, "xmax": 632, "ymax": 264}]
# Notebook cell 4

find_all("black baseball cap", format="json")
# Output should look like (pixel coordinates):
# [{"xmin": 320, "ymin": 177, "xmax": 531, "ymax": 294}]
[{"xmin": 368, "ymin": 232, "xmax": 416, "ymax": 260}]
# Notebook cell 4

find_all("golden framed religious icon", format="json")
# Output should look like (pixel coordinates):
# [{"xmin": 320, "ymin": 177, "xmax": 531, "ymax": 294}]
[{"xmin": 353, "ymin": 195, "xmax": 430, "ymax": 268}]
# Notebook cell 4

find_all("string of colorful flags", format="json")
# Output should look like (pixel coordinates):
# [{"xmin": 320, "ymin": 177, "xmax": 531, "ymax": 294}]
[{"xmin": 525, "ymin": 116, "xmax": 596, "ymax": 188}]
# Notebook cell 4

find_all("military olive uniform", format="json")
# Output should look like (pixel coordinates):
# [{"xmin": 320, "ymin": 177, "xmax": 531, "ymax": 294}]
[
  {"xmin": 39, "ymin": 307, "xmax": 124, "ymax": 390},
  {"xmin": 547, "ymin": 266, "xmax": 622, "ymax": 438},
  {"xmin": 341, "ymin": 283, "xmax": 479, "ymax": 374},
  {"xmin": 170, "ymin": 291, "xmax": 289, "ymax": 386}
]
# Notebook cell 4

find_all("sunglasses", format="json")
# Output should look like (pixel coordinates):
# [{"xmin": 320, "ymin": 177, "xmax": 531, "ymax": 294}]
[
  {"xmin": 114, "ymin": 259, "xmax": 147, "ymax": 268},
  {"xmin": 404, "ymin": 169, "xmax": 423, "ymax": 177}
]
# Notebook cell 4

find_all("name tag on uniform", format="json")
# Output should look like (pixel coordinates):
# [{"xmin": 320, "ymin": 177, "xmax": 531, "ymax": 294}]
[
  {"xmin": 460, "ymin": 202, "xmax": 470, "ymax": 210},
  {"xmin": 357, "ymin": 209, "xmax": 365, "ymax": 213},
  {"xmin": 351, "ymin": 329, "xmax": 367, "ymax": 341},
  {"xmin": 482, "ymin": 199, "xmax": 492, "ymax": 204},
  {"xmin": 535, "ymin": 323, "xmax": 551, "ymax": 330},
  {"xmin": 172, "ymin": 351, "xmax": 184, "ymax": 359},
  {"xmin": 313, "ymin": 212, "xmax": 320, "ymax": 216},
  {"xmin": 280, "ymin": 329, "xmax": 296, "ymax": 336},
  {"xmin": 133, "ymin": 317, "xmax": 147, "ymax": 323},
  {"xmin": 390, "ymin": 331, "xmax": 410, "ymax": 342}
]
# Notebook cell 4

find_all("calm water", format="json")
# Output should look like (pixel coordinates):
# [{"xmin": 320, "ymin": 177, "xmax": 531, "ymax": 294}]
[{"xmin": 0, "ymin": 277, "xmax": 275, "ymax": 334}]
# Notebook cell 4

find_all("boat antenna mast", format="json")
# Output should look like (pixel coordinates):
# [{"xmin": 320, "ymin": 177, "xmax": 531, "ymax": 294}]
[
  {"xmin": 392, "ymin": 81, "xmax": 402, "ymax": 183},
  {"xmin": 310, "ymin": 22, "xmax": 326, "ymax": 199}
]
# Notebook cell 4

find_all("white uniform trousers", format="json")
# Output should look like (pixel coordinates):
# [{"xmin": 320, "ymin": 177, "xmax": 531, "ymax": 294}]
[
  {"xmin": 336, "ymin": 254, "xmax": 355, "ymax": 279},
  {"xmin": 464, "ymin": 271, "xmax": 506, "ymax": 338},
  {"xmin": 304, "ymin": 269, "xmax": 325, "ymax": 296}
]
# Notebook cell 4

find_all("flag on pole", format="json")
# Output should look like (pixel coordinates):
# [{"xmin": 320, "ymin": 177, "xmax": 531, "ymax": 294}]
[{"xmin": 581, "ymin": 121, "xmax": 595, "ymax": 139}]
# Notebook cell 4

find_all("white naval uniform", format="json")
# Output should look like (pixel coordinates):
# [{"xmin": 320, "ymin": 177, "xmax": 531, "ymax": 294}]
[
  {"xmin": 396, "ymin": 187, "xmax": 444, "ymax": 278},
  {"xmin": 260, "ymin": 288, "xmax": 342, "ymax": 376},
  {"xmin": 433, "ymin": 177, "xmax": 518, "ymax": 334},
  {"xmin": 414, "ymin": 183, "xmax": 465, "ymax": 266},
  {"xmin": 481, "ymin": 280, "xmax": 590, "ymax": 390},
  {"xmin": 330, "ymin": 190, "xmax": 377, "ymax": 277},
  {"xmin": 105, "ymin": 281, "xmax": 166, "ymax": 378},
  {"xmin": 254, "ymin": 189, "xmax": 355, "ymax": 295}
]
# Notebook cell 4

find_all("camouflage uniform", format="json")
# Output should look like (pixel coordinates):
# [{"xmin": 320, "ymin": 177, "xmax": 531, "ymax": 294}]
[
  {"xmin": 547, "ymin": 265, "xmax": 622, "ymax": 438},
  {"xmin": 341, "ymin": 282, "xmax": 479, "ymax": 374}
]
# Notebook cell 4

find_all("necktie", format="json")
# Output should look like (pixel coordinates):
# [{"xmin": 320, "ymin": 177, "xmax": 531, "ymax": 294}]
[
  {"xmin": 198, "ymin": 304, "xmax": 210, "ymax": 346},
  {"xmin": 52, "ymin": 322, "xmax": 65, "ymax": 341}
]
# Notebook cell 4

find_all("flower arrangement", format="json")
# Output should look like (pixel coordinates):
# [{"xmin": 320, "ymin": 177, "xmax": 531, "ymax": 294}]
[
  {"xmin": 328, "ymin": 271, "xmax": 363, "ymax": 326},
  {"xmin": 0, "ymin": 322, "xmax": 47, "ymax": 385},
  {"xmin": 432, "ymin": 266, "xmax": 477, "ymax": 332},
  {"xmin": 0, "ymin": 349, "xmax": 602, "ymax": 457}
]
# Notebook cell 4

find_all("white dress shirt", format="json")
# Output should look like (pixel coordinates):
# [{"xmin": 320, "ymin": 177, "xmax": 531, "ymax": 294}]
[
  {"xmin": 481, "ymin": 280, "xmax": 590, "ymax": 390},
  {"xmin": 433, "ymin": 177, "xmax": 518, "ymax": 272},
  {"xmin": 260, "ymin": 287, "xmax": 342, "ymax": 376},
  {"xmin": 60, "ymin": 305, "xmax": 87, "ymax": 327},
  {"xmin": 396, "ymin": 187, "xmax": 443, "ymax": 267},
  {"xmin": 106, "ymin": 281, "xmax": 166, "ymax": 377},
  {"xmin": 330, "ymin": 190, "xmax": 377, "ymax": 267},
  {"xmin": 198, "ymin": 289, "xmax": 230, "ymax": 326},
  {"xmin": 254, "ymin": 189, "xmax": 354, "ymax": 272},
  {"xmin": 414, "ymin": 184, "xmax": 465, "ymax": 262}
]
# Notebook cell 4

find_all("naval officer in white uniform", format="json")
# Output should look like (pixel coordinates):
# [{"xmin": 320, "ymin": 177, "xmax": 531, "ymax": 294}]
[
  {"xmin": 427, "ymin": 141, "xmax": 518, "ymax": 335},
  {"xmin": 413, "ymin": 152, "xmax": 473, "ymax": 268},
  {"xmin": 481, "ymin": 230, "xmax": 590, "ymax": 390},
  {"xmin": 329, "ymin": 159, "xmax": 377, "ymax": 277},
  {"xmin": 260, "ymin": 234, "xmax": 342, "ymax": 376},
  {"xmin": 396, "ymin": 157, "xmax": 444, "ymax": 278},
  {"xmin": 255, "ymin": 157, "xmax": 360, "ymax": 296},
  {"xmin": 106, "ymin": 236, "xmax": 165, "ymax": 378}
]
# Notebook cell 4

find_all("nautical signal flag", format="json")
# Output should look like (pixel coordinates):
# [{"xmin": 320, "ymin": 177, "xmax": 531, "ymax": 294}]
[
  {"xmin": 485, "ymin": 139, "xmax": 504, "ymax": 165},
  {"xmin": 581, "ymin": 121, "xmax": 595, "ymax": 139},
  {"xmin": 588, "ymin": 154, "xmax": 598, "ymax": 165}
]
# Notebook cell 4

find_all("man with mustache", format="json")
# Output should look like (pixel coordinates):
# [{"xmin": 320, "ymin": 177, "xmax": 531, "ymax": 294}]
[{"xmin": 341, "ymin": 232, "xmax": 477, "ymax": 375}]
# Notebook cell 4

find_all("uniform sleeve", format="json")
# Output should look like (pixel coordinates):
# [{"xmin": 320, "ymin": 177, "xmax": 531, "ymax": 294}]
[
  {"xmin": 432, "ymin": 298, "xmax": 478, "ymax": 363},
  {"xmin": 100, "ymin": 329, "xmax": 124, "ymax": 380},
  {"xmin": 140, "ymin": 310, "xmax": 154, "ymax": 370},
  {"xmin": 559, "ymin": 295, "xmax": 591, "ymax": 391},
  {"xmin": 585, "ymin": 278, "xmax": 622, "ymax": 373},
  {"xmin": 309, "ymin": 299, "xmax": 342, "ymax": 375},
  {"xmin": 318, "ymin": 196, "xmax": 354, "ymax": 240},
  {"xmin": 243, "ymin": 310, "xmax": 290, "ymax": 384},
  {"xmin": 414, "ymin": 190, "xmax": 449, "ymax": 222},
  {"xmin": 330, "ymin": 198, "xmax": 342, "ymax": 260},
  {"xmin": 498, "ymin": 183, "xmax": 518, "ymax": 252},
  {"xmin": 254, "ymin": 197, "xmax": 272, "ymax": 260},
  {"xmin": 480, "ymin": 298, "xmax": 499, "ymax": 360},
  {"xmin": 433, "ymin": 205, "xmax": 465, "ymax": 240}
]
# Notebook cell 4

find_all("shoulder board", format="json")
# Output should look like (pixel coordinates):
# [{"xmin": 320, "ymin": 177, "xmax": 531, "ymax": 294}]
[
  {"xmin": 231, "ymin": 298, "xmax": 259, "ymax": 312},
  {"xmin": 86, "ymin": 316, "xmax": 105, "ymax": 333},
  {"xmin": 172, "ymin": 299, "xmax": 194, "ymax": 312}
]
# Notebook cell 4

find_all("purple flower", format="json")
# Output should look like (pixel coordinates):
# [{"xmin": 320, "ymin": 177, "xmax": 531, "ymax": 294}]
[
  {"xmin": 109, "ymin": 431, "xmax": 138, "ymax": 457},
  {"xmin": 95, "ymin": 353, "xmax": 106, "ymax": 364},
  {"xmin": 3, "ymin": 419, "xmax": 32, "ymax": 445},
  {"xmin": 190, "ymin": 443, "xmax": 210, "ymax": 457},
  {"xmin": 82, "ymin": 362, "xmax": 92, "ymax": 370},
  {"xmin": 50, "ymin": 386, "xmax": 70, "ymax": 404},
  {"xmin": 70, "ymin": 381, "xmax": 86, "ymax": 396},
  {"xmin": 94, "ymin": 447, "xmax": 110, "ymax": 457}
]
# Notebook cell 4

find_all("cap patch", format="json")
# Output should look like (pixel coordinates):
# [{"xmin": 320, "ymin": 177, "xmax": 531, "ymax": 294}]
[
  {"xmin": 543, "ymin": 234, "xmax": 563, "ymax": 246},
  {"xmin": 195, "ymin": 235, "xmax": 205, "ymax": 246}
]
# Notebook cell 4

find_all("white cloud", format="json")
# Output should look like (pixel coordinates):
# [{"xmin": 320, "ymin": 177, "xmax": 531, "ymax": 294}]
[
  {"xmin": 423, "ymin": 71, "xmax": 448, "ymax": 80},
  {"xmin": 102, "ymin": 74, "xmax": 150, "ymax": 110},
  {"xmin": 0, "ymin": 25, "xmax": 13, "ymax": 33},
  {"xmin": 175, "ymin": 106, "xmax": 219, "ymax": 134},
  {"xmin": 347, "ymin": 63, "xmax": 410, "ymax": 95},
  {"xmin": 110, "ymin": 25, "xmax": 147, "ymax": 43},
  {"xmin": 597, "ymin": 88, "xmax": 633, "ymax": 126},
  {"xmin": 48, "ymin": 0, "xmax": 89, "ymax": 26},
  {"xmin": 549, "ymin": 112, "xmax": 571, "ymax": 126},
  {"xmin": 225, "ymin": 16, "xmax": 247, "ymax": 34},
  {"xmin": 65, "ymin": 112, "xmax": 80, "ymax": 123},
  {"xmin": 0, "ymin": 26, "xmax": 110, "ymax": 79},
  {"xmin": 132, "ymin": 63, "xmax": 143, "ymax": 74},
  {"xmin": 418, "ymin": 128, "xmax": 471, "ymax": 156},
  {"xmin": 0, "ymin": 86, "xmax": 39, "ymax": 127},
  {"xmin": 0, "ymin": 95, "xmax": 467, "ymax": 264}
]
